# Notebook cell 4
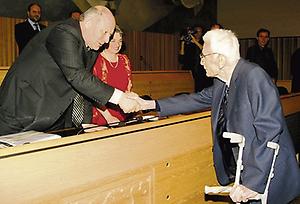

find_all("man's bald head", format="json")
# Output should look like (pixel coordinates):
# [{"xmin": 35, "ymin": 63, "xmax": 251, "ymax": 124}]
[{"xmin": 80, "ymin": 6, "xmax": 116, "ymax": 50}]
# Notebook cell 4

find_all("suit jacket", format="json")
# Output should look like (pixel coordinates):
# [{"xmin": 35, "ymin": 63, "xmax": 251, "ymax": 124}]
[
  {"xmin": 246, "ymin": 44, "xmax": 278, "ymax": 80},
  {"xmin": 0, "ymin": 19, "xmax": 114, "ymax": 135},
  {"xmin": 157, "ymin": 59, "xmax": 300, "ymax": 204},
  {"xmin": 15, "ymin": 20, "xmax": 46, "ymax": 53},
  {"xmin": 291, "ymin": 48, "xmax": 300, "ymax": 93}
]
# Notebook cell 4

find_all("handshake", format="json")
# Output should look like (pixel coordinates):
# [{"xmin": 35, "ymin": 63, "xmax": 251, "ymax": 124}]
[{"xmin": 118, "ymin": 92, "xmax": 156, "ymax": 113}]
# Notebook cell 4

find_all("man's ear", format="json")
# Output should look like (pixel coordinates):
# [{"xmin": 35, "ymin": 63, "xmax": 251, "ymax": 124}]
[{"xmin": 218, "ymin": 54, "xmax": 226, "ymax": 69}]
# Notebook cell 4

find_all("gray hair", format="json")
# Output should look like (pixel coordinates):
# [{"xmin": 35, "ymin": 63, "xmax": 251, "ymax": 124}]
[{"xmin": 203, "ymin": 29, "xmax": 240, "ymax": 61}]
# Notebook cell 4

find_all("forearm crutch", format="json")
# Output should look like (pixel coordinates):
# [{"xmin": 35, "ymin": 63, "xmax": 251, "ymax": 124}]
[{"xmin": 204, "ymin": 132, "xmax": 280, "ymax": 204}]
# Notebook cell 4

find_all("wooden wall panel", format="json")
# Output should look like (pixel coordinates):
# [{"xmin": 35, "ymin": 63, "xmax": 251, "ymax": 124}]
[
  {"xmin": 2, "ymin": 16, "xmax": 300, "ymax": 77},
  {"xmin": 0, "ymin": 17, "xmax": 20, "ymax": 66},
  {"xmin": 122, "ymin": 31, "xmax": 181, "ymax": 71},
  {"xmin": 0, "ymin": 16, "xmax": 181, "ymax": 71}
]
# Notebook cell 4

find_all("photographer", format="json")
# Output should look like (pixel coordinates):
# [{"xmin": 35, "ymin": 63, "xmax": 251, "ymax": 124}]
[{"xmin": 179, "ymin": 25, "xmax": 212, "ymax": 92}]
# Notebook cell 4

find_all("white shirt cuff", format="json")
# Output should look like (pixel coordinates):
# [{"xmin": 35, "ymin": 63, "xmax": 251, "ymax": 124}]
[{"xmin": 109, "ymin": 88, "xmax": 123, "ymax": 104}]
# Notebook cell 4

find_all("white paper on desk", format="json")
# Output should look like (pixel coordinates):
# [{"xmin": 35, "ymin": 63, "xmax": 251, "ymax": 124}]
[{"xmin": 0, "ymin": 130, "xmax": 61, "ymax": 148}]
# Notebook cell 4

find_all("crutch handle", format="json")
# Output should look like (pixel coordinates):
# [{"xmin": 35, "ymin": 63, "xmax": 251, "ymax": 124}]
[
  {"xmin": 223, "ymin": 132, "xmax": 245, "ymax": 144},
  {"xmin": 205, "ymin": 185, "xmax": 263, "ymax": 201},
  {"xmin": 204, "ymin": 185, "xmax": 232, "ymax": 194}
]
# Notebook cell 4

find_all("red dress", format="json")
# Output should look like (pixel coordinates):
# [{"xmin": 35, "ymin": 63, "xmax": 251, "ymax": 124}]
[{"xmin": 92, "ymin": 54, "xmax": 132, "ymax": 125}]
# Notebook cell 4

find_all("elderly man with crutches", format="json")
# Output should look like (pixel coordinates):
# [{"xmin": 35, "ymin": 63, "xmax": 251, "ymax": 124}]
[{"xmin": 137, "ymin": 29, "xmax": 300, "ymax": 203}]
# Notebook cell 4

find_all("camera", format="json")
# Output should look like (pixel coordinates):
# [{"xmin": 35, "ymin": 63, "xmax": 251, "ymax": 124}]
[{"xmin": 181, "ymin": 27, "xmax": 195, "ymax": 44}]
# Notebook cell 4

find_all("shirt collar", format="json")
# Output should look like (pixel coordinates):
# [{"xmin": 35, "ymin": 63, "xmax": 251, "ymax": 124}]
[{"xmin": 27, "ymin": 18, "xmax": 40, "ymax": 31}]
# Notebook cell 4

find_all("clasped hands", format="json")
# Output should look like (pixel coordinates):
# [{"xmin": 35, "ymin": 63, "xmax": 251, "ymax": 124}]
[
  {"xmin": 230, "ymin": 184, "xmax": 259, "ymax": 203},
  {"xmin": 118, "ymin": 92, "xmax": 156, "ymax": 113}
]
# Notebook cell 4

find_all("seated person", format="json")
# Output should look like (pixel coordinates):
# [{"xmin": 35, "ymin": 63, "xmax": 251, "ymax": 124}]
[{"xmin": 92, "ymin": 25, "xmax": 132, "ymax": 125}]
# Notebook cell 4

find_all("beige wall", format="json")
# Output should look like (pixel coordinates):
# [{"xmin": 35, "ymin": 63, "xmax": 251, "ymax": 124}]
[{"xmin": 218, "ymin": 0, "xmax": 300, "ymax": 38}]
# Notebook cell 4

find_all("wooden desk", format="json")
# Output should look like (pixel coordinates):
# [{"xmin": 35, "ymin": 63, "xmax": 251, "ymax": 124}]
[
  {"xmin": 0, "ymin": 111, "xmax": 222, "ymax": 203},
  {"xmin": 281, "ymin": 93, "xmax": 300, "ymax": 116},
  {"xmin": 0, "ymin": 91, "xmax": 299, "ymax": 204},
  {"xmin": 277, "ymin": 80, "xmax": 292, "ymax": 93}
]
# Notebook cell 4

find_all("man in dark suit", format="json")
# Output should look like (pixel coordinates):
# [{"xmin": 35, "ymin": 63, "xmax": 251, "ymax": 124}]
[
  {"xmin": 291, "ymin": 48, "xmax": 300, "ymax": 93},
  {"xmin": 246, "ymin": 28, "xmax": 278, "ymax": 81},
  {"xmin": 138, "ymin": 29, "xmax": 300, "ymax": 203},
  {"xmin": 15, "ymin": 2, "xmax": 46, "ymax": 53},
  {"xmin": 0, "ymin": 6, "xmax": 141, "ymax": 136}
]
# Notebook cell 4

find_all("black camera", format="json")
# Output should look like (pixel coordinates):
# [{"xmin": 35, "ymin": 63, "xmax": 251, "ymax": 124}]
[{"xmin": 181, "ymin": 27, "xmax": 195, "ymax": 44}]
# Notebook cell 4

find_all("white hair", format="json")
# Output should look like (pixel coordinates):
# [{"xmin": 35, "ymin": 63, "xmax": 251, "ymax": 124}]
[{"xmin": 203, "ymin": 29, "xmax": 240, "ymax": 61}]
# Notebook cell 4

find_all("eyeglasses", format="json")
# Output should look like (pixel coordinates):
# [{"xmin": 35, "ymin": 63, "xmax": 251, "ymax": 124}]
[{"xmin": 200, "ymin": 52, "xmax": 220, "ymax": 60}]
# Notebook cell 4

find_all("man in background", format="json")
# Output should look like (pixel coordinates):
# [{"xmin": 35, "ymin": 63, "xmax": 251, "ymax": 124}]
[
  {"xmin": 180, "ymin": 25, "xmax": 212, "ymax": 92},
  {"xmin": 15, "ymin": 2, "xmax": 46, "ymax": 53},
  {"xmin": 69, "ymin": 9, "xmax": 82, "ymax": 21},
  {"xmin": 246, "ymin": 28, "xmax": 278, "ymax": 81},
  {"xmin": 291, "ymin": 48, "xmax": 300, "ymax": 93}
]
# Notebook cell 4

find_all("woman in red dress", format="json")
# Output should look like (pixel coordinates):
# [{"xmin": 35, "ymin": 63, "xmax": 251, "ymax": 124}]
[{"xmin": 92, "ymin": 26, "xmax": 132, "ymax": 125}]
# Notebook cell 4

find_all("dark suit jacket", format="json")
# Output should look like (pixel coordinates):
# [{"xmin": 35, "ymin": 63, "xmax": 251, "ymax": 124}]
[
  {"xmin": 291, "ymin": 48, "xmax": 300, "ymax": 93},
  {"xmin": 15, "ymin": 20, "xmax": 46, "ymax": 53},
  {"xmin": 157, "ymin": 59, "xmax": 300, "ymax": 204},
  {"xmin": 246, "ymin": 44, "xmax": 278, "ymax": 80},
  {"xmin": 0, "ymin": 19, "xmax": 114, "ymax": 135}
]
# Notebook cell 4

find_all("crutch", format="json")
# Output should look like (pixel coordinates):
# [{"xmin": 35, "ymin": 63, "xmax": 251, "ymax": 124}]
[{"xmin": 204, "ymin": 132, "xmax": 280, "ymax": 204}]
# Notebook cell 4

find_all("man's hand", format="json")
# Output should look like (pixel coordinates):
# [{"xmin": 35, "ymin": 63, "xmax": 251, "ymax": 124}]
[
  {"xmin": 230, "ymin": 184, "xmax": 259, "ymax": 203},
  {"xmin": 135, "ymin": 97, "xmax": 156, "ymax": 110},
  {"xmin": 118, "ymin": 92, "xmax": 141, "ymax": 113}
]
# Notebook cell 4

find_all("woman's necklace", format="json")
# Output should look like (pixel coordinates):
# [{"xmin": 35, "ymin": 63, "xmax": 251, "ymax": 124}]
[
  {"xmin": 102, "ymin": 52, "xmax": 119, "ymax": 68},
  {"xmin": 108, "ymin": 57, "xmax": 119, "ymax": 68}
]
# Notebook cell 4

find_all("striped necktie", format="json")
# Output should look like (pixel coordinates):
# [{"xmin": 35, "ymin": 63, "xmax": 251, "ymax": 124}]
[
  {"xmin": 217, "ymin": 85, "xmax": 236, "ymax": 181},
  {"xmin": 72, "ymin": 94, "xmax": 84, "ymax": 127}
]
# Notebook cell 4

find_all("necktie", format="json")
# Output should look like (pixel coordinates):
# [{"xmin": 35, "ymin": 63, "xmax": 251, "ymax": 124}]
[
  {"xmin": 217, "ymin": 85, "xmax": 229, "ymax": 135},
  {"xmin": 216, "ymin": 85, "xmax": 236, "ymax": 181},
  {"xmin": 72, "ymin": 94, "xmax": 84, "ymax": 127},
  {"xmin": 33, "ymin": 23, "xmax": 39, "ymax": 31}
]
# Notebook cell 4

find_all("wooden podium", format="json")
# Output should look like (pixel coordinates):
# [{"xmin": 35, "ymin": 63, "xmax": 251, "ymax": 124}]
[
  {"xmin": 0, "ymin": 111, "xmax": 224, "ymax": 203},
  {"xmin": 0, "ymin": 94, "xmax": 299, "ymax": 203}
]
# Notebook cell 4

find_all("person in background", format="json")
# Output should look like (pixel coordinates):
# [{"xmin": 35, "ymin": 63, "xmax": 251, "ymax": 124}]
[
  {"xmin": 210, "ymin": 23, "xmax": 223, "ymax": 30},
  {"xmin": 69, "ymin": 9, "xmax": 82, "ymax": 21},
  {"xmin": 15, "ymin": 2, "xmax": 46, "ymax": 53},
  {"xmin": 291, "ymin": 48, "xmax": 300, "ymax": 93},
  {"xmin": 92, "ymin": 25, "xmax": 133, "ymax": 125},
  {"xmin": 180, "ymin": 25, "xmax": 212, "ymax": 92},
  {"xmin": 0, "ymin": 6, "xmax": 141, "ymax": 136},
  {"xmin": 137, "ymin": 29, "xmax": 300, "ymax": 204},
  {"xmin": 246, "ymin": 28, "xmax": 278, "ymax": 81}
]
